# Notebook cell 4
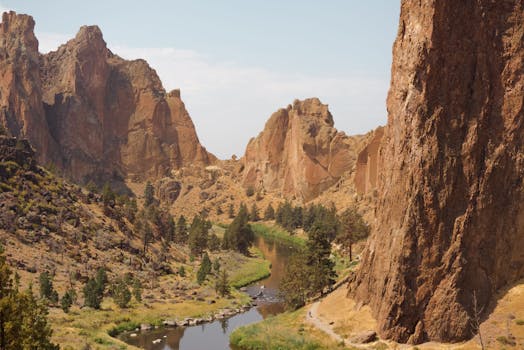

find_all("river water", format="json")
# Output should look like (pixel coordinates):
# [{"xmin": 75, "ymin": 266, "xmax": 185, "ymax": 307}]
[{"xmin": 120, "ymin": 234, "xmax": 296, "ymax": 350}]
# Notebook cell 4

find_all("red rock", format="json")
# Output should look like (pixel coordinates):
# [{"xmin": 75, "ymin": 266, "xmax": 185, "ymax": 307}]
[
  {"xmin": 350, "ymin": 0, "xmax": 524, "ymax": 344},
  {"xmin": 0, "ymin": 13, "xmax": 214, "ymax": 183},
  {"xmin": 242, "ymin": 98, "xmax": 357, "ymax": 201}
]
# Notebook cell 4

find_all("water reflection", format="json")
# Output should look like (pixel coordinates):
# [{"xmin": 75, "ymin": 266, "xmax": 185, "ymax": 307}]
[{"xmin": 120, "ymin": 234, "xmax": 296, "ymax": 350}]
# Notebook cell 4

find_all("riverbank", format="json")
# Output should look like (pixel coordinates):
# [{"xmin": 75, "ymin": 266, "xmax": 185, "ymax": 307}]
[
  {"xmin": 251, "ymin": 222, "xmax": 307, "ymax": 248},
  {"xmin": 48, "ymin": 247, "xmax": 271, "ymax": 349}
]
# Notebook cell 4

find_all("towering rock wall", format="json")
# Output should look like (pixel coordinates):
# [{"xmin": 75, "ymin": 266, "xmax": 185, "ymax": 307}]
[
  {"xmin": 354, "ymin": 126, "xmax": 383, "ymax": 196},
  {"xmin": 242, "ymin": 98, "xmax": 357, "ymax": 202},
  {"xmin": 0, "ymin": 12, "xmax": 57, "ymax": 164},
  {"xmin": 350, "ymin": 0, "xmax": 524, "ymax": 344},
  {"xmin": 0, "ymin": 12, "xmax": 214, "ymax": 183}
]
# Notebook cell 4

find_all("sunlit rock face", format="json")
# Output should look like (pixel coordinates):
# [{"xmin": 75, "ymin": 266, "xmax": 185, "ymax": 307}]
[{"xmin": 350, "ymin": 0, "xmax": 524, "ymax": 344}]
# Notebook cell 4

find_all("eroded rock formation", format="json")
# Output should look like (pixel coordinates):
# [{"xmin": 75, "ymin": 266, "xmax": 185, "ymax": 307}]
[
  {"xmin": 354, "ymin": 126, "xmax": 383, "ymax": 196},
  {"xmin": 0, "ymin": 12, "xmax": 214, "ymax": 183},
  {"xmin": 0, "ymin": 12, "xmax": 57, "ymax": 164},
  {"xmin": 350, "ymin": 0, "xmax": 524, "ymax": 344},
  {"xmin": 242, "ymin": 98, "xmax": 357, "ymax": 201}
]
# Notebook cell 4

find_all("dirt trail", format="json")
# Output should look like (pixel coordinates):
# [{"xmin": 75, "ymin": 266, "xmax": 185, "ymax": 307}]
[{"xmin": 307, "ymin": 301, "xmax": 346, "ymax": 345}]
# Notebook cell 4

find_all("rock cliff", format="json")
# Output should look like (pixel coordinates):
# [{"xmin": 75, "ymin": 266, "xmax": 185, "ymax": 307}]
[
  {"xmin": 350, "ymin": 0, "xmax": 524, "ymax": 344},
  {"xmin": 354, "ymin": 126, "xmax": 383, "ymax": 196},
  {"xmin": 0, "ymin": 12, "xmax": 214, "ymax": 184},
  {"xmin": 242, "ymin": 98, "xmax": 357, "ymax": 202},
  {"xmin": 0, "ymin": 12, "xmax": 57, "ymax": 164}
]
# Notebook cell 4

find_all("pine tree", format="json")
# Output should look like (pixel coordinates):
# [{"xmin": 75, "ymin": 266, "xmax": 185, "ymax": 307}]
[
  {"xmin": 223, "ymin": 204, "xmax": 254, "ymax": 254},
  {"xmin": 215, "ymin": 270, "xmax": 231, "ymax": 297},
  {"xmin": 228, "ymin": 203, "xmax": 235, "ymax": 219},
  {"xmin": 213, "ymin": 259, "xmax": 221, "ymax": 273},
  {"xmin": 208, "ymin": 233, "xmax": 221, "ymax": 251},
  {"xmin": 279, "ymin": 252, "xmax": 310, "ymax": 309},
  {"xmin": 39, "ymin": 271, "xmax": 55, "ymax": 301},
  {"xmin": 305, "ymin": 216, "xmax": 336, "ymax": 295},
  {"xmin": 188, "ymin": 216, "xmax": 210, "ymax": 255},
  {"xmin": 250, "ymin": 203, "xmax": 260, "ymax": 222},
  {"xmin": 178, "ymin": 266, "xmax": 186, "ymax": 277},
  {"xmin": 175, "ymin": 215, "xmax": 189, "ymax": 244},
  {"xmin": 83, "ymin": 278, "xmax": 103, "ymax": 309},
  {"xmin": 144, "ymin": 181, "xmax": 155, "ymax": 207},
  {"xmin": 132, "ymin": 279, "xmax": 142, "ymax": 303},
  {"xmin": 264, "ymin": 203, "xmax": 275, "ymax": 220},
  {"xmin": 0, "ymin": 247, "xmax": 59, "ymax": 349},
  {"xmin": 112, "ymin": 279, "xmax": 131, "ymax": 308},
  {"xmin": 337, "ymin": 206, "xmax": 370, "ymax": 261},
  {"xmin": 61, "ymin": 289, "xmax": 74, "ymax": 313},
  {"xmin": 196, "ymin": 253, "xmax": 212, "ymax": 284}
]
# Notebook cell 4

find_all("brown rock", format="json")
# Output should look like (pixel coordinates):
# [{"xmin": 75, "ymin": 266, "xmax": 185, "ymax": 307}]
[
  {"xmin": 350, "ymin": 0, "xmax": 524, "ymax": 344},
  {"xmin": 0, "ymin": 12, "xmax": 57, "ymax": 164},
  {"xmin": 354, "ymin": 127, "xmax": 384, "ymax": 196},
  {"xmin": 242, "ymin": 98, "xmax": 357, "ymax": 201},
  {"xmin": 0, "ymin": 12, "xmax": 214, "ymax": 184},
  {"xmin": 40, "ymin": 25, "xmax": 215, "ymax": 181}
]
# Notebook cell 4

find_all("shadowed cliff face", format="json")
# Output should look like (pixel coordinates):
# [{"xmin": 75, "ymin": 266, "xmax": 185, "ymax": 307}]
[
  {"xmin": 0, "ymin": 12, "xmax": 214, "ymax": 184},
  {"xmin": 242, "ymin": 98, "xmax": 358, "ymax": 202},
  {"xmin": 350, "ymin": 0, "xmax": 524, "ymax": 344}
]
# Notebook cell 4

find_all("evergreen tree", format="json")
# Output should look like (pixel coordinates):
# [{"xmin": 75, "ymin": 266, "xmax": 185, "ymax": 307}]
[
  {"xmin": 39, "ymin": 272, "xmax": 55, "ymax": 301},
  {"xmin": 279, "ymin": 252, "xmax": 310, "ymax": 309},
  {"xmin": 83, "ymin": 278, "xmax": 103, "ymax": 309},
  {"xmin": 175, "ymin": 215, "xmax": 189, "ymax": 244},
  {"xmin": 188, "ymin": 216, "xmax": 210, "ymax": 255},
  {"xmin": 142, "ymin": 221, "xmax": 152, "ymax": 255},
  {"xmin": 222, "ymin": 204, "xmax": 254, "ymax": 254},
  {"xmin": 215, "ymin": 270, "xmax": 230, "ymax": 297},
  {"xmin": 0, "ymin": 247, "xmax": 59, "ymax": 349},
  {"xmin": 165, "ymin": 215, "xmax": 176, "ymax": 244},
  {"xmin": 305, "ymin": 216, "xmax": 336, "ymax": 295},
  {"xmin": 250, "ymin": 203, "xmax": 260, "ymax": 222},
  {"xmin": 264, "ymin": 203, "xmax": 275, "ymax": 220},
  {"xmin": 132, "ymin": 279, "xmax": 142, "ymax": 303},
  {"xmin": 337, "ymin": 207, "xmax": 370, "ymax": 261},
  {"xmin": 213, "ymin": 259, "xmax": 221, "ymax": 273},
  {"xmin": 61, "ymin": 289, "xmax": 74, "ymax": 313},
  {"xmin": 178, "ymin": 266, "xmax": 186, "ymax": 277},
  {"xmin": 228, "ymin": 203, "xmax": 235, "ymax": 219},
  {"xmin": 112, "ymin": 279, "xmax": 131, "ymax": 308},
  {"xmin": 208, "ymin": 233, "xmax": 221, "ymax": 251},
  {"xmin": 144, "ymin": 181, "xmax": 155, "ymax": 207},
  {"xmin": 196, "ymin": 252, "xmax": 212, "ymax": 284}
]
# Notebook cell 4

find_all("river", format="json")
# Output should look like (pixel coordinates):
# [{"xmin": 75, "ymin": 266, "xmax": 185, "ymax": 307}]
[{"xmin": 120, "ymin": 234, "xmax": 296, "ymax": 350}]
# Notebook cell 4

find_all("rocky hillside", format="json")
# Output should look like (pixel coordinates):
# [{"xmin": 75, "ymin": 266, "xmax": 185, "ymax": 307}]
[
  {"xmin": 242, "ymin": 98, "xmax": 361, "ymax": 202},
  {"xmin": 350, "ymin": 0, "xmax": 524, "ymax": 344},
  {"xmin": 0, "ymin": 11, "xmax": 214, "ymax": 185}
]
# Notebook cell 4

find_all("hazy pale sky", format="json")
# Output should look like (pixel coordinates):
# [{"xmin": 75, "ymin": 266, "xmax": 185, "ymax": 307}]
[{"xmin": 1, "ymin": 1, "xmax": 400, "ymax": 159}]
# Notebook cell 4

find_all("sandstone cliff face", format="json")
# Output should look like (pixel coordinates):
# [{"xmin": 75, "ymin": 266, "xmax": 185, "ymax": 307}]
[
  {"xmin": 0, "ymin": 12, "xmax": 56, "ymax": 164},
  {"xmin": 40, "ymin": 25, "xmax": 214, "ymax": 182},
  {"xmin": 350, "ymin": 0, "xmax": 524, "ymax": 344},
  {"xmin": 0, "ymin": 12, "xmax": 214, "ymax": 184},
  {"xmin": 242, "ymin": 98, "xmax": 356, "ymax": 202},
  {"xmin": 354, "ymin": 126, "xmax": 383, "ymax": 196}
]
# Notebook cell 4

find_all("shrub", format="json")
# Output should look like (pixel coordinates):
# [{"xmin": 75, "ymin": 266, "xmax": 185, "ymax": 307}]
[{"xmin": 245, "ymin": 186, "xmax": 255, "ymax": 197}]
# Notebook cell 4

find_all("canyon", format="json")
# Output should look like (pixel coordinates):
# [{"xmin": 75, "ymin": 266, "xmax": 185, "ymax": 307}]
[{"xmin": 1, "ymin": 1, "xmax": 523, "ymax": 348}]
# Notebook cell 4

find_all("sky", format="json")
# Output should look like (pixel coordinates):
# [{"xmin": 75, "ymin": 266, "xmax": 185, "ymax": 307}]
[{"xmin": 1, "ymin": 1, "xmax": 400, "ymax": 159}]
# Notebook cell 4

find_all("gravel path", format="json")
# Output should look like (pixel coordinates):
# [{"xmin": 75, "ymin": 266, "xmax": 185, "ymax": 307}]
[{"xmin": 306, "ymin": 301, "xmax": 345, "ymax": 345}]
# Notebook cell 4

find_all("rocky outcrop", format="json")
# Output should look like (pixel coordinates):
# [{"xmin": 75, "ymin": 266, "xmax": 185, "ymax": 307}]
[
  {"xmin": 354, "ymin": 126, "xmax": 384, "ymax": 196},
  {"xmin": 40, "ymin": 25, "xmax": 214, "ymax": 182},
  {"xmin": 0, "ymin": 12, "xmax": 57, "ymax": 165},
  {"xmin": 0, "ymin": 12, "xmax": 214, "ymax": 184},
  {"xmin": 242, "ymin": 98, "xmax": 357, "ymax": 202},
  {"xmin": 350, "ymin": 0, "xmax": 524, "ymax": 344}
]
